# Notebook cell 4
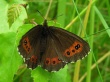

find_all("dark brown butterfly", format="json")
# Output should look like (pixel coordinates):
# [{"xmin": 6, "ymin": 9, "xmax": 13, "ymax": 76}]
[{"xmin": 18, "ymin": 20, "xmax": 90, "ymax": 72}]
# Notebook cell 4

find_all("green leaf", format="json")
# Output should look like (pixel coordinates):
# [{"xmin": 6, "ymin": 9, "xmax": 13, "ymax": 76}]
[
  {"xmin": 8, "ymin": 4, "xmax": 27, "ymax": 32},
  {"xmin": 14, "ymin": 69, "xmax": 33, "ymax": 82},
  {"xmin": 94, "ymin": 6, "xmax": 110, "ymax": 37},
  {"xmin": 0, "ymin": 32, "xmax": 22, "ymax": 82},
  {"xmin": 0, "ymin": 0, "xmax": 9, "ymax": 33},
  {"xmin": 31, "ymin": 65, "xmax": 70, "ymax": 82},
  {"xmin": 17, "ymin": 24, "xmax": 34, "ymax": 44},
  {"xmin": 8, "ymin": 4, "xmax": 22, "ymax": 27}
]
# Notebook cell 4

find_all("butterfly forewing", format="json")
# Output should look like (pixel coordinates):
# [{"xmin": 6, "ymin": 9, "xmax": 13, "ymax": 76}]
[
  {"xmin": 48, "ymin": 26, "xmax": 90, "ymax": 63},
  {"xmin": 18, "ymin": 25, "xmax": 44, "ymax": 69}
]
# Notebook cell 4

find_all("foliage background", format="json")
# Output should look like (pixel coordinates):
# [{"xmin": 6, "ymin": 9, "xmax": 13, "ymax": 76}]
[{"xmin": 0, "ymin": 0, "xmax": 110, "ymax": 82}]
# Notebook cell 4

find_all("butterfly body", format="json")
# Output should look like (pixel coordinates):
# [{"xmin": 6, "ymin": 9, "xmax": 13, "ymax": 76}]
[{"xmin": 18, "ymin": 20, "xmax": 90, "ymax": 72}]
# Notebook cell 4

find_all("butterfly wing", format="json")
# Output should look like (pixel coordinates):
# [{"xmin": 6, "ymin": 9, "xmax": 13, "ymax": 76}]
[
  {"xmin": 48, "ymin": 26, "xmax": 90, "ymax": 63},
  {"xmin": 18, "ymin": 25, "xmax": 43, "ymax": 69},
  {"xmin": 18, "ymin": 20, "xmax": 90, "ymax": 72},
  {"xmin": 18, "ymin": 24, "xmax": 66, "ymax": 71},
  {"xmin": 40, "ymin": 34, "xmax": 66, "ymax": 72}
]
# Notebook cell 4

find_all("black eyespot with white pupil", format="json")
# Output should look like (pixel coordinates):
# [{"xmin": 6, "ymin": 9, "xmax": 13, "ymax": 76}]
[
  {"xmin": 24, "ymin": 40, "xmax": 27, "ymax": 45},
  {"xmin": 75, "ymin": 44, "xmax": 80, "ymax": 50}
]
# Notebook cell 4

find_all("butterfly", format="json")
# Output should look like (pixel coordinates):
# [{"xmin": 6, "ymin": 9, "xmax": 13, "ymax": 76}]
[{"xmin": 18, "ymin": 20, "xmax": 90, "ymax": 72}]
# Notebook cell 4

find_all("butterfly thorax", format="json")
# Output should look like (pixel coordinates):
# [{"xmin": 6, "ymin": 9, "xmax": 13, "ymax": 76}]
[
  {"xmin": 39, "ymin": 23, "xmax": 50, "ymax": 57},
  {"xmin": 43, "ymin": 20, "xmax": 48, "ymax": 28}
]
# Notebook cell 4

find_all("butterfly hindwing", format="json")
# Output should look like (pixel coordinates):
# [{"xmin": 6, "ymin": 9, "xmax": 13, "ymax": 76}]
[{"xmin": 40, "ymin": 34, "xmax": 66, "ymax": 72}]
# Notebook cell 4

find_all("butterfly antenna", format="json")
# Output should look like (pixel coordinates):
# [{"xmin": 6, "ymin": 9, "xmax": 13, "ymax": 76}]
[
  {"xmin": 52, "ymin": 14, "xmax": 63, "ymax": 20},
  {"xmin": 36, "ymin": 10, "xmax": 46, "ymax": 20},
  {"xmin": 51, "ymin": 14, "xmax": 63, "ymax": 26},
  {"xmin": 36, "ymin": 10, "xmax": 48, "ymax": 26},
  {"xmin": 83, "ymin": 28, "xmax": 110, "ymax": 38}
]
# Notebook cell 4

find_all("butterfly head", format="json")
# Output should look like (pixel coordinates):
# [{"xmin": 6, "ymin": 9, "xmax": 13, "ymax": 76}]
[{"xmin": 43, "ymin": 20, "xmax": 48, "ymax": 28}]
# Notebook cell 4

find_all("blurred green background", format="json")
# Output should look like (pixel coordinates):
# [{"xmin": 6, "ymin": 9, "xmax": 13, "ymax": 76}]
[{"xmin": 0, "ymin": 0, "xmax": 110, "ymax": 82}]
